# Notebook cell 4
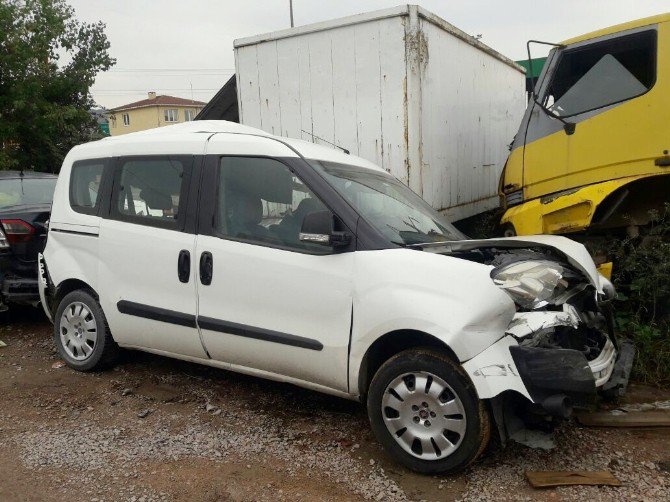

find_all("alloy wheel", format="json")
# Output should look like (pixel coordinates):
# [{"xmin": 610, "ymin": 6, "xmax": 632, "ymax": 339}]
[
  {"xmin": 381, "ymin": 371, "xmax": 467, "ymax": 460},
  {"xmin": 59, "ymin": 301, "xmax": 98, "ymax": 361}
]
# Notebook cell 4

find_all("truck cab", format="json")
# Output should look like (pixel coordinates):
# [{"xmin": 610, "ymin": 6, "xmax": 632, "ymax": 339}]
[{"xmin": 501, "ymin": 13, "xmax": 670, "ymax": 241}]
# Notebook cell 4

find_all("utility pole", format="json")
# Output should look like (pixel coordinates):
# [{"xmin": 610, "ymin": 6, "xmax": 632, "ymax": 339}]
[{"xmin": 289, "ymin": 0, "xmax": 294, "ymax": 28}]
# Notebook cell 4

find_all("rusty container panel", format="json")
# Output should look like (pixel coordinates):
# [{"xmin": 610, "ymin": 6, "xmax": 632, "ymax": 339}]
[{"xmin": 234, "ymin": 5, "xmax": 526, "ymax": 221}]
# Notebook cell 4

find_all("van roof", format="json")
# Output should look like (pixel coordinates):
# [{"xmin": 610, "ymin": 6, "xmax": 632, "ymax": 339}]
[
  {"xmin": 561, "ymin": 13, "xmax": 670, "ymax": 45},
  {"xmin": 79, "ymin": 120, "xmax": 386, "ymax": 173}
]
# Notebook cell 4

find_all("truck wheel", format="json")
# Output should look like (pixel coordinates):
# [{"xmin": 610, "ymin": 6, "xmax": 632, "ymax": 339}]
[
  {"xmin": 501, "ymin": 223, "xmax": 516, "ymax": 237},
  {"xmin": 367, "ymin": 348, "xmax": 490, "ymax": 474},
  {"xmin": 54, "ymin": 290, "xmax": 119, "ymax": 371}
]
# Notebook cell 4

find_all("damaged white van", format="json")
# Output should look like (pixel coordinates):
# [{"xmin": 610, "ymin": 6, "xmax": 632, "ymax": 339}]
[{"xmin": 39, "ymin": 121, "xmax": 632, "ymax": 474}]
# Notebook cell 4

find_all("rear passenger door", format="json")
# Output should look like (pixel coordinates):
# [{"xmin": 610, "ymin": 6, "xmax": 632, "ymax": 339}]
[
  {"xmin": 194, "ymin": 155, "xmax": 355, "ymax": 392},
  {"xmin": 98, "ymin": 156, "xmax": 207, "ymax": 359}
]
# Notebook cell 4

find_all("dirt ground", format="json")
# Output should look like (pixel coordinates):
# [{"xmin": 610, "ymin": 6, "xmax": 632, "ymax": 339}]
[{"xmin": 1, "ymin": 306, "xmax": 669, "ymax": 502}]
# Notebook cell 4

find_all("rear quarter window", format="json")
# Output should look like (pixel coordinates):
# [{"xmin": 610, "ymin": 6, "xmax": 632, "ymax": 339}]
[{"xmin": 70, "ymin": 160, "xmax": 106, "ymax": 215}]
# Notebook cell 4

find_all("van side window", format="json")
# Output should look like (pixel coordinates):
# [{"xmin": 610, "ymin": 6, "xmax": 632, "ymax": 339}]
[
  {"xmin": 543, "ymin": 30, "xmax": 656, "ymax": 117},
  {"xmin": 70, "ymin": 161, "xmax": 105, "ymax": 215},
  {"xmin": 113, "ymin": 157, "xmax": 187, "ymax": 229},
  {"xmin": 215, "ymin": 157, "xmax": 331, "ymax": 253}
]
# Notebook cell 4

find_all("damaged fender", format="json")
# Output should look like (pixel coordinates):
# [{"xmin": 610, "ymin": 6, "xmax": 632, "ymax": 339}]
[{"xmin": 462, "ymin": 336, "xmax": 532, "ymax": 401}]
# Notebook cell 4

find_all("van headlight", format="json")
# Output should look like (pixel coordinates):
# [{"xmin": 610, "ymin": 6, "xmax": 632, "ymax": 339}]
[{"xmin": 491, "ymin": 260, "xmax": 569, "ymax": 309}]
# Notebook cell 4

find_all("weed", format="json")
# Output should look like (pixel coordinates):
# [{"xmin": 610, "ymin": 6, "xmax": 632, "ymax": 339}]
[{"xmin": 609, "ymin": 205, "xmax": 670, "ymax": 386}]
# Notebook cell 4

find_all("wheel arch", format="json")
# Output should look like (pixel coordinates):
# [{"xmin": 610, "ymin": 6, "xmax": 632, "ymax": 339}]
[
  {"xmin": 356, "ymin": 329, "xmax": 459, "ymax": 401},
  {"xmin": 592, "ymin": 173, "xmax": 670, "ymax": 229},
  {"xmin": 54, "ymin": 278, "xmax": 100, "ymax": 309}
]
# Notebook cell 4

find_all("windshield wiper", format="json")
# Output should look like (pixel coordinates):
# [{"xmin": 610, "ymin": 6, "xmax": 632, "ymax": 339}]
[{"xmin": 405, "ymin": 241, "xmax": 453, "ymax": 249}]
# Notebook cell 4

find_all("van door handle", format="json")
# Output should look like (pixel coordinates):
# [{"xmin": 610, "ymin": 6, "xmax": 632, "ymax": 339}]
[
  {"xmin": 177, "ymin": 250, "xmax": 191, "ymax": 283},
  {"xmin": 199, "ymin": 251, "xmax": 213, "ymax": 285}
]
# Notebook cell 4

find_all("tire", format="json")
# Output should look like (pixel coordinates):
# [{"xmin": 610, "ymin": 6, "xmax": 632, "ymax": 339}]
[
  {"xmin": 53, "ymin": 290, "xmax": 119, "ymax": 371},
  {"xmin": 367, "ymin": 348, "xmax": 490, "ymax": 475},
  {"xmin": 501, "ymin": 223, "xmax": 517, "ymax": 237}
]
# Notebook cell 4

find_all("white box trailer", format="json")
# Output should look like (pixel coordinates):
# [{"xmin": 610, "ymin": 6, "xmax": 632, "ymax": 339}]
[{"xmin": 234, "ymin": 5, "xmax": 526, "ymax": 221}]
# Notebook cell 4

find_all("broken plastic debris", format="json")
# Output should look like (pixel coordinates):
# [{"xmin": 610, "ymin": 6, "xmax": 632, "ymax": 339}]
[
  {"xmin": 0, "ymin": 340, "xmax": 6, "ymax": 348},
  {"xmin": 205, "ymin": 403, "xmax": 220, "ymax": 414}
]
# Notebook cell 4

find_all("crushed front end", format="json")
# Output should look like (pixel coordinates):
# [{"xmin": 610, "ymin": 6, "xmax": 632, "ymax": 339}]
[{"xmin": 435, "ymin": 237, "xmax": 634, "ymax": 447}]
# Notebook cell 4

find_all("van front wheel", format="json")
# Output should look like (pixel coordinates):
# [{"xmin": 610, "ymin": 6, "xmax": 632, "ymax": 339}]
[
  {"xmin": 367, "ymin": 348, "xmax": 490, "ymax": 474},
  {"xmin": 54, "ymin": 290, "xmax": 119, "ymax": 371}
]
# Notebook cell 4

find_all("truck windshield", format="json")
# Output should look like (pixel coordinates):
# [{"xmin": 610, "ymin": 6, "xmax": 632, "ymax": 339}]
[
  {"xmin": 0, "ymin": 177, "xmax": 57, "ymax": 209},
  {"xmin": 309, "ymin": 160, "xmax": 465, "ymax": 245}
]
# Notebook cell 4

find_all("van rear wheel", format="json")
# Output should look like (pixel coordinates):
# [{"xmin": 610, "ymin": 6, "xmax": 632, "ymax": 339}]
[
  {"xmin": 54, "ymin": 290, "xmax": 119, "ymax": 371},
  {"xmin": 367, "ymin": 348, "xmax": 490, "ymax": 474}
]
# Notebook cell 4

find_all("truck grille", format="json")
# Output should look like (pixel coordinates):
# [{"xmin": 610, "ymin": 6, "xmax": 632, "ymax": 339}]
[{"xmin": 505, "ymin": 190, "xmax": 523, "ymax": 207}]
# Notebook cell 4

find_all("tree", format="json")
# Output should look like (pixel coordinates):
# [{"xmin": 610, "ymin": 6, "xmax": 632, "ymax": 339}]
[{"xmin": 0, "ymin": 0, "xmax": 115, "ymax": 172}]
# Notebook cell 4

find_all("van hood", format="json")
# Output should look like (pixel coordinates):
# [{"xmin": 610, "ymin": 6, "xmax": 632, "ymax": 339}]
[{"xmin": 415, "ymin": 234, "xmax": 603, "ymax": 293}]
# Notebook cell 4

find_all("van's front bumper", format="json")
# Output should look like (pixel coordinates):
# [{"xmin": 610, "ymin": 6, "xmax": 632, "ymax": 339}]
[{"xmin": 464, "ymin": 330, "xmax": 633, "ymax": 415}]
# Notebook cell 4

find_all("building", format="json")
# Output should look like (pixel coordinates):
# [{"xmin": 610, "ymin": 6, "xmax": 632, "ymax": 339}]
[{"xmin": 109, "ymin": 92, "xmax": 206, "ymax": 136}]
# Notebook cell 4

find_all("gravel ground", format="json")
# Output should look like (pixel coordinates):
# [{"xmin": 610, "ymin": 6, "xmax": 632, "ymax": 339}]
[{"xmin": 1, "ymin": 307, "xmax": 669, "ymax": 501}]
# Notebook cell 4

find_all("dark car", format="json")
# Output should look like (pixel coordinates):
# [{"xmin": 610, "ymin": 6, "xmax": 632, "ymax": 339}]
[{"xmin": 0, "ymin": 171, "xmax": 58, "ymax": 311}]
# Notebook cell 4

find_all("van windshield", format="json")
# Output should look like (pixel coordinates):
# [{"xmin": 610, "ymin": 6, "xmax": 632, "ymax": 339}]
[
  {"xmin": 0, "ymin": 177, "xmax": 57, "ymax": 209},
  {"xmin": 308, "ymin": 160, "xmax": 465, "ymax": 245}
]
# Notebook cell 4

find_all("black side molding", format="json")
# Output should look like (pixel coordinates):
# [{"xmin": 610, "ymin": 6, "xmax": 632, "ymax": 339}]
[
  {"xmin": 198, "ymin": 316, "xmax": 323, "ymax": 351},
  {"xmin": 117, "ymin": 300, "xmax": 196, "ymax": 328},
  {"xmin": 50, "ymin": 227, "xmax": 99, "ymax": 237}
]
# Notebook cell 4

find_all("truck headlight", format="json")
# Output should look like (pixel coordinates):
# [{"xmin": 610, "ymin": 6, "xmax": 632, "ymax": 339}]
[{"xmin": 491, "ymin": 260, "xmax": 569, "ymax": 309}]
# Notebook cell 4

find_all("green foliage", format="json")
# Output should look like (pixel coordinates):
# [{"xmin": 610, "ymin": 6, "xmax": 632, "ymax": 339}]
[
  {"xmin": 0, "ymin": 0, "xmax": 114, "ymax": 173},
  {"xmin": 609, "ymin": 205, "xmax": 670, "ymax": 386}
]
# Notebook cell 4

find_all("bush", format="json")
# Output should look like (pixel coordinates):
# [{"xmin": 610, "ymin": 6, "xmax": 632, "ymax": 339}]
[{"xmin": 608, "ymin": 205, "xmax": 670, "ymax": 386}]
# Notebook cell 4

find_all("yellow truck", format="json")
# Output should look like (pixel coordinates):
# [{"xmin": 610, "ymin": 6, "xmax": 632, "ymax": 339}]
[{"xmin": 500, "ymin": 14, "xmax": 670, "ymax": 255}]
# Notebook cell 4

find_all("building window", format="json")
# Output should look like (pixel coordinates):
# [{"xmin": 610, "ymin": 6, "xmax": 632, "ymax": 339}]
[
  {"xmin": 122, "ymin": 113, "xmax": 130, "ymax": 126},
  {"xmin": 184, "ymin": 109, "xmax": 195, "ymax": 122},
  {"xmin": 164, "ymin": 109, "xmax": 178, "ymax": 122}
]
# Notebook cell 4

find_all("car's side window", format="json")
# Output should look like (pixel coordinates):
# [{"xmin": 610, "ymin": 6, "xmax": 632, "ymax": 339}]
[
  {"xmin": 111, "ymin": 157, "xmax": 189, "ymax": 229},
  {"xmin": 70, "ymin": 160, "xmax": 105, "ymax": 215},
  {"xmin": 215, "ymin": 157, "xmax": 332, "ymax": 253}
]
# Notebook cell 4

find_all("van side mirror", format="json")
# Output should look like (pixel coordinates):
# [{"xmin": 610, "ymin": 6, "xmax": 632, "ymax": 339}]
[{"xmin": 299, "ymin": 210, "xmax": 351, "ymax": 247}]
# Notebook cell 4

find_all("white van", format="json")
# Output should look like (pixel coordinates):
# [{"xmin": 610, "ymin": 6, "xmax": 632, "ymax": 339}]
[{"xmin": 39, "ymin": 120, "xmax": 631, "ymax": 474}]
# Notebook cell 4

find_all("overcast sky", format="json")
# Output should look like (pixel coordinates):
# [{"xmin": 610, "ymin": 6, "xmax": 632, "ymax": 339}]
[{"xmin": 67, "ymin": 0, "xmax": 670, "ymax": 109}]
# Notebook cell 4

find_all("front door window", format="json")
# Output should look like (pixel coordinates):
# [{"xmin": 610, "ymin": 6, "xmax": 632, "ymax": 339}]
[{"xmin": 216, "ymin": 157, "xmax": 331, "ymax": 253}]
